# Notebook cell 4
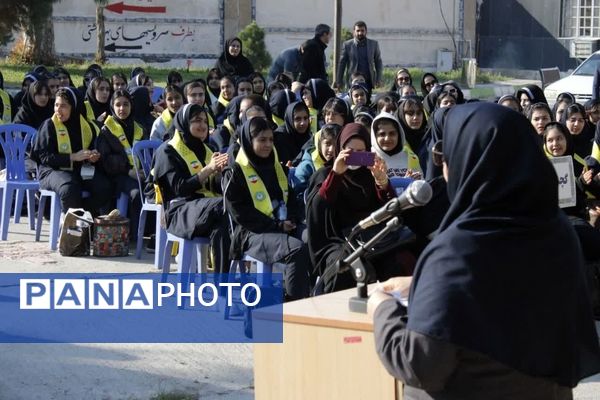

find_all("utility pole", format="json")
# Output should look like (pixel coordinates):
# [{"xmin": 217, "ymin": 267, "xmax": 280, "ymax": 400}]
[{"xmin": 333, "ymin": 0, "xmax": 342, "ymax": 88}]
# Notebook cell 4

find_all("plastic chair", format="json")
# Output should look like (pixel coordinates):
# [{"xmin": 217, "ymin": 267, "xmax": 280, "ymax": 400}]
[
  {"xmin": 0, "ymin": 124, "xmax": 39, "ymax": 240},
  {"xmin": 132, "ymin": 140, "xmax": 165, "ymax": 268},
  {"xmin": 161, "ymin": 232, "xmax": 212, "ymax": 309}
]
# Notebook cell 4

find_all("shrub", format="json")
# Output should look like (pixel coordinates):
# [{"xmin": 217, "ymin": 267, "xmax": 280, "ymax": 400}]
[{"xmin": 238, "ymin": 21, "xmax": 272, "ymax": 72}]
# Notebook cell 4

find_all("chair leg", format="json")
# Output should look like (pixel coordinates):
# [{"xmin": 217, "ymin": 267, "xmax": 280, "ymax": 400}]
[
  {"xmin": 35, "ymin": 194, "xmax": 47, "ymax": 242},
  {"xmin": 1, "ymin": 188, "xmax": 15, "ymax": 240},
  {"xmin": 13, "ymin": 189, "xmax": 24, "ymax": 224},
  {"xmin": 117, "ymin": 192, "xmax": 128, "ymax": 216},
  {"xmin": 49, "ymin": 193, "xmax": 61, "ymax": 250},
  {"xmin": 135, "ymin": 208, "xmax": 148, "ymax": 260},
  {"xmin": 155, "ymin": 218, "xmax": 166, "ymax": 270},
  {"xmin": 160, "ymin": 239, "xmax": 174, "ymax": 284},
  {"xmin": 26, "ymin": 189, "xmax": 36, "ymax": 230}
]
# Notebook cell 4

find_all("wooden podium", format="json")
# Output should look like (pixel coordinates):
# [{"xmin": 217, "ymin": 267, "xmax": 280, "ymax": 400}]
[{"xmin": 253, "ymin": 286, "xmax": 402, "ymax": 400}]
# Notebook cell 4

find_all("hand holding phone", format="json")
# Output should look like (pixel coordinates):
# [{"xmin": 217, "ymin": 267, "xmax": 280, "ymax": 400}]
[{"xmin": 345, "ymin": 151, "xmax": 376, "ymax": 167}]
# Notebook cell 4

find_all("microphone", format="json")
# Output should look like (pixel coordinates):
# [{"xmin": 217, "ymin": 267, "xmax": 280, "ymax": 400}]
[{"xmin": 354, "ymin": 180, "xmax": 433, "ymax": 231}]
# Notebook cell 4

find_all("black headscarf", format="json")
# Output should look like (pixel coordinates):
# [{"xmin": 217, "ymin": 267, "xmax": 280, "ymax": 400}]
[
  {"xmin": 53, "ymin": 67, "xmax": 75, "ymax": 87},
  {"xmin": 0, "ymin": 70, "xmax": 4, "ymax": 90},
  {"xmin": 407, "ymin": 102, "xmax": 600, "ymax": 387},
  {"xmin": 422, "ymin": 107, "xmax": 451, "ymax": 179},
  {"xmin": 274, "ymin": 101, "xmax": 312, "ymax": 164},
  {"xmin": 215, "ymin": 37, "xmax": 254, "ymax": 79},
  {"xmin": 173, "ymin": 103, "xmax": 210, "ymax": 160},
  {"xmin": 419, "ymin": 72, "xmax": 438, "ymax": 96},
  {"xmin": 14, "ymin": 81, "xmax": 53, "ymax": 129},
  {"xmin": 306, "ymin": 78, "xmax": 336, "ymax": 111},
  {"xmin": 516, "ymin": 84, "xmax": 548, "ymax": 105},
  {"xmin": 239, "ymin": 117, "xmax": 283, "ymax": 202},
  {"xmin": 269, "ymin": 89, "xmax": 296, "ymax": 121},
  {"xmin": 85, "ymin": 78, "xmax": 111, "ymax": 120},
  {"xmin": 109, "ymin": 92, "xmax": 137, "ymax": 145},
  {"xmin": 397, "ymin": 99, "xmax": 427, "ymax": 154},
  {"xmin": 128, "ymin": 86, "xmax": 154, "ymax": 134}
]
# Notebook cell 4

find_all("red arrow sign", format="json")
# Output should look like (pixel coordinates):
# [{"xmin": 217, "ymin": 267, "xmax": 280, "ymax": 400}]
[{"xmin": 105, "ymin": 2, "xmax": 166, "ymax": 14}]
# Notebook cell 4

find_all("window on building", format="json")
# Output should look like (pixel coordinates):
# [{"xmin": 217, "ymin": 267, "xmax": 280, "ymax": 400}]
[{"xmin": 563, "ymin": 0, "xmax": 600, "ymax": 37}]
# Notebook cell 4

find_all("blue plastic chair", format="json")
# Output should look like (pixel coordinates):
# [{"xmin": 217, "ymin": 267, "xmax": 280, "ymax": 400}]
[
  {"xmin": 0, "ymin": 124, "xmax": 39, "ymax": 240},
  {"xmin": 132, "ymin": 140, "xmax": 165, "ymax": 268}
]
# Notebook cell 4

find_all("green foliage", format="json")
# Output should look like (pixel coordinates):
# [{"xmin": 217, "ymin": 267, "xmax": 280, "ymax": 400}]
[
  {"xmin": 341, "ymin": 27, "xmax": 353, "ymax": 42},
  {"xmin": 238, "ymin": 21, "xmax": 272, "ymax": 73}
]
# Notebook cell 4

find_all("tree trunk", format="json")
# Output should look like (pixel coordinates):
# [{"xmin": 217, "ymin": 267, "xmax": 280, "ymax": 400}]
[
  {"xmin": 22, "ymin": 1, "xmax": 56, "ymax": 65},
  {"xmin": 33, "ymin": 15, "xmax": 56, "ymax": 64},
  {"xmin": 95, "ymin": 5, "xmax": 106, "ymax": 64}
]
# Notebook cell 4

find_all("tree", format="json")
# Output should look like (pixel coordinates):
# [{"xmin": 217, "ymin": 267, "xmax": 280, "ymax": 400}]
[
  {"xmin": 94, "ymin": 0, "xmax": 108, "ymax": 64},
  {"xmin": 0, "ymin": 0, "xmax": 59, "ymax": 64},
  {"xmin": 238, "ymin": 21, "xmax": 272, "ymax": 72}
]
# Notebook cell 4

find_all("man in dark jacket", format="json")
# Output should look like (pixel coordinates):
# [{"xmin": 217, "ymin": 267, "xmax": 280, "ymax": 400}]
[
  {"xmin": 298, "ymin": 24, "xmax": 330, "ymax": 84},
  {"xmin": 335, "ymin": 21, "xmax": 383, "ymax": 92}
]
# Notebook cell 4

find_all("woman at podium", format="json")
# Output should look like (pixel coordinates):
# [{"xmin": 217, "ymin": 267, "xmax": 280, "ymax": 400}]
[{"xmin": 369, "ymin": 102, "xmax": 600, "ymax": 399}]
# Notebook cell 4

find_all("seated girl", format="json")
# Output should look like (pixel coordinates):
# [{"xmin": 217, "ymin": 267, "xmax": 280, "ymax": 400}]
[
  {"xmin": 543, "ymin": 122, "xmax": 600, "ymax": 262},
  {"xmin": 84, "ymin": 77, "xmax": 111, "ymax": 125},
  {"xmin": 274, "ymin": 101, "xmax": 312, "ymax": 166},
  {"xmin": 290, "ymin": 123, "xmax": 339, "ymax": 205},
  {"xmin": 96, "ymin": 90, "xmax": 147, "ymax": 241},
  {"xmin": 306, "ymin": 123, "xmax": 415, "ymax": 294},
  {"xmin": 397, "ymin": 97, "xmax": 428, "ymax": 169},
  {"xmin": 527, "ymin": 102, "xmax": 553, "ymax": 135},
  {"xmin": 224, "ymin": 117, "xmax": 310, "ymax": 300},
  {"xmin": 371, "ymin": 112, "xmax": 422, "ymax": 179},
  {"xmin": 32, "ymin": 87, "xmax": 111, "ymax": 215},
  {"xmin": 211, "ymin": 76, "xmax": 235, "ymax": 125},
  {"xmin": 150, "ymin": 85, "xmax": 184, "ymax": 141},
  {"xmin": 151, "ymin": 104, "xmax": 230, "ymax": 275}
]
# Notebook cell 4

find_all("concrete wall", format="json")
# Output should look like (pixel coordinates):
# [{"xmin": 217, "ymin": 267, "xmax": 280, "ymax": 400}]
[
  {"xmin": 53, "ymin": 0, "xmax": 223, "ymax": 68},
  {"xmin": 0, "ymin": 0, "xmax": 475, "ymax": 70},
  {"xmin": 254, "ymin": 0, "xmax": 473, "ymax": 70}
]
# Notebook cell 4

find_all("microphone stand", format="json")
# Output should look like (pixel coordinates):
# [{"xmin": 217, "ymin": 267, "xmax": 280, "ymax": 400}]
[{"xmin": 338, "ymin": 216, "xmax": 403, "ymax": 313}]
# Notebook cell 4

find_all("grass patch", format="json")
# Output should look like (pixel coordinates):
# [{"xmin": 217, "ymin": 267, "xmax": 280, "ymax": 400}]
[
  {"xmin": 0, "ymin": 61, "xmax": 211, "ymax": 89},
  {"xmin": 0, "ymin": 60, "xmax": 513, "ymax": 90}
]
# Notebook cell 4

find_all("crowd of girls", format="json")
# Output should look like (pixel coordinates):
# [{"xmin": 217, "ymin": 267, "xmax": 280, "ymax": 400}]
[{"xmin": 1, "ymin": 40, "xmax": 600, "ymax": 310}]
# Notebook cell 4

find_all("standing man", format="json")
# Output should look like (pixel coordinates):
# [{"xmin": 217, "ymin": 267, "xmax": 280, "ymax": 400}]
[
  {"xmin": 336, "ymin": 21, "xmax": 383, "ymax": 92},
  {"xmin": 298, "ymin": 24, "xmax": 331, "ymax": 84}
]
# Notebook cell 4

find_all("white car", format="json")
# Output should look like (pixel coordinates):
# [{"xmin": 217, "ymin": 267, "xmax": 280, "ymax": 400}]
[{"xmin": 543, "ymin": 51, "xmax": 600, "ymax": 106}]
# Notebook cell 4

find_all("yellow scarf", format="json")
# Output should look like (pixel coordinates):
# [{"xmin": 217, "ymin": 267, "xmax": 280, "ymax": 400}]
[
  {"xmin": 160, "ymin": 109, "xmax": 174, "ymax": 129},
  {"xmin": 0, "ymin": 90, "xmax": 11, "ymax": 124},
  {"xmin": 52, "ymin": 114, "xmax": 93, "ymax": 171},
  {"xmin": 104, "ymin": 115, "xmax": 144, "ymax": 167},
  {"xmin": 168, "ymin": 130, "xmax": 216, "ymax": 198},
  {"xmin": 235, "ymin": 148, "xmax": 288, "ymax": 218}
]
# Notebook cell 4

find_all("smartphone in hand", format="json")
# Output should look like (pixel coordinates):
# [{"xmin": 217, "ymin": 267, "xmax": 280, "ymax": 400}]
[{"xmin": 345, "ymin": 151, "xmax": 376, "ymax": 167}]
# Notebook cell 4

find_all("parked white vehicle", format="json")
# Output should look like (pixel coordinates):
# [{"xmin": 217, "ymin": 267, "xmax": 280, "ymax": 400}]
[{"xmin": 544, "ymin": 51, "xmax": 600, "ymax": 106}]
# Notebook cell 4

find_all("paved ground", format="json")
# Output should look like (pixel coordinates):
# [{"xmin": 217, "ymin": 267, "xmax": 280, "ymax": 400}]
[{"xmin": 1, "ymin": 217, "xmax": 599, "ymax": 399}]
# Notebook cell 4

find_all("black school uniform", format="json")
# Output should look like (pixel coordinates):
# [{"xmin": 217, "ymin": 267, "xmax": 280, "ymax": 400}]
[
  {"xmin": 150, "ymin": 104, "xmax": 230, "ymax": 275},
  {"xmin": 31, "ymin": 103, "xmax": 112, "ymax": 214},
  {"xmin": 224, "ymin": 118, "xmax": 310, "ymax": 300}
]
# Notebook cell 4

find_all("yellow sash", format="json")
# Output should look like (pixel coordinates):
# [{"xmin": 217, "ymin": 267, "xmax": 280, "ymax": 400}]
[
  {"xmin": 405, "ymin": 145, "xmax": 421, "ymax": 171},
  {"xmin": 272, "ymin": 114, "xmax": 284, "ymax": 127},
  {"xmin": 310, "ymin": 129, "xmax": 324, "ymax": 170},
  {"xmin": 104, "ymin": 116, "xmax": 144, "ymax": 167},
  {"xmin": 0, "ymin": 90, "xmax": 11, "ymax": 124},
  {"xmin": 592, "ymin": 141, "xmax": 600, "ymax": 163},
  {"xmin": 235, "ymin": 148, "xmax": 288, "ymax": 218},
  {"xmin": 218, "ymin": 93, "xmax": 230, "ymax": 108},
  {"xmin": 161, "ymin": 109, "xmax": 174, "ymax": 130},
  {"xmin": 308, "ymin": 107, "xmax": 318, "ymax": 133},
  {"xmin": 168, "ymin": 130, "xmax": 216, "ymax": 198},
  {"xmin": 84, "ymin": 101, "xmax": 95, "ymax": 122},
  {"xmin": 52, "ymin": 114, "xmax": 94, "ymax": 171}
]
